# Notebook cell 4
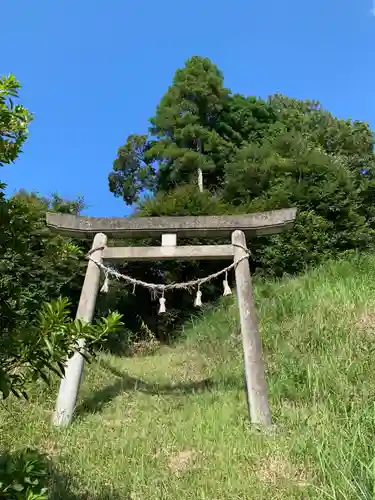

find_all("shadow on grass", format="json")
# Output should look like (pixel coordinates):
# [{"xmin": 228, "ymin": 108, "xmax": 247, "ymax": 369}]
[
  {"xmin": 76, "ymin": 360, "xmax": 241, "ymax": 418},
  {"xmin": 0, "ymin": 450, "xmax": 128, "ymax": 500},
  {"xmin": 50, "ymin": 470, "xmax": 127, "ymax": 500}
]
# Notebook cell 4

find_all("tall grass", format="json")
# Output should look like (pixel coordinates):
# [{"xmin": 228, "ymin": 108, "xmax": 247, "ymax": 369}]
[{"xmin": 1, "ymin": 253, "xmax": 375, "ymax": 498}]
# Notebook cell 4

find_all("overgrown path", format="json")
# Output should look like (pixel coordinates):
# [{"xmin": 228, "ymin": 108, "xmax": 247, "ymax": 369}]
[{"xmin": 2, "ymin": 255, "xmax": 375, "ymax": 499}]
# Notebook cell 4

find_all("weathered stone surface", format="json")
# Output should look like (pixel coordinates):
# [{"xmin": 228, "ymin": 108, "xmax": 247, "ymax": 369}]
[
  {"xmin": 46, "ymin": 208, "xmax": 297, "ymax": 240},
  {"xmin": 232, "ymin": 230, "xmax": 271, "ymax": 426},
  {"xmin": 53, "ymin": 233, "xmax": 107, "ymax": 427},
  {"xmin": 103, "ymin": 244, "xmax": 235, "ymax": 262}
]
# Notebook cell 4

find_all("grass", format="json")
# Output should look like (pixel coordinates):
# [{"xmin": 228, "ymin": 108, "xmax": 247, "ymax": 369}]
[{"xmin": 2, "ymin": 253, "xmax": 375, "ymax": 498}]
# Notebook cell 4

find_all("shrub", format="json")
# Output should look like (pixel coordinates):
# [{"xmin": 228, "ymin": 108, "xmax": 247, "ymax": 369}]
[
  {"xmin": 0, "ymin": 297, "xmax": 122, "ymax": 400},
  {"xmin": 0, "ymin": 449, "xmax": 48, "ymax": 500}
]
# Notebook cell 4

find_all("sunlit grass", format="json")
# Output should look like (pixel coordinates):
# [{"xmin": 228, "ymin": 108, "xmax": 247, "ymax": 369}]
[{"xmin": 1, "ymin": 253, "xmax": 375, "ymax": 498}]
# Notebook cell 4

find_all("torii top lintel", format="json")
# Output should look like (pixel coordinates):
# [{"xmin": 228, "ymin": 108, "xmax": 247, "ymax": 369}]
[{"xmin": 45, "ymin": 208, "xmax": 297, "ymax": 240}]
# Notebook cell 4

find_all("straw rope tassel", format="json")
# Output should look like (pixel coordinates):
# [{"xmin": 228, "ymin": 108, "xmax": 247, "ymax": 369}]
[
  {"xmin": 223, "ymin": 271, "xmax": 232, "ymax": 296},
  {"xmin": 100, "ymin": 272, "xmax": 109, "ymax": 293},
  {"xmin": 194, "ymin": 286, "xmax": 203, "ymax": 307},
  {"xmin": 159, "ymin": 291, "xmax": 166, "ymax": 314}
]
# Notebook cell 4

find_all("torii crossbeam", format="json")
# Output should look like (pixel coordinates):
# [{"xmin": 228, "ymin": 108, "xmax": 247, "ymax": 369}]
[{"xmin": 46, "ymin": 208, "xmax": 297, "ymax": 427}]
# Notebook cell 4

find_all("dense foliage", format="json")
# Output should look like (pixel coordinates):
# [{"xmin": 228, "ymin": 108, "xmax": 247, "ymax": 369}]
[
  {"xmin": 108, "ymin": 55, "xmax": 375, "ymax": 337},
  {"xmin": 0, "ymin": 77, "xmax": 123, "ymax": 397},
  {"xmin": 0, "ymin": 190, "xmax": 123, "ymax": 399},
  {"xmin": 0, "ymin": 75, "xmax": 32, "ymax": 167},
  {"xmin": 0, "ymin": 449, "xmax": 49, "ymax": 499},
  {"xmin": 0, "ymin": 297, "xmax": 122, "ymax": 400},
  {"xmin": 0, "ymin": 191, "xmax": 85, "ymax": 337}
]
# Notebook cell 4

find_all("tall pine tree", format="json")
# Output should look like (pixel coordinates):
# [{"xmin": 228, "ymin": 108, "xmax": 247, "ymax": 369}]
[
  {"xmin": 108, "ymin": 56, "xmax": 239, "ymax": 204},
  {"xmin": 147, "ymin": 56, "xmax": 232, "ymax": 193}
]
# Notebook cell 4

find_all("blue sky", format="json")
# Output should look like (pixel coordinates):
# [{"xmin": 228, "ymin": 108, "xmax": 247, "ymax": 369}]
[{"xmin": 2, "ymin": 0, "xmax": 374, "ymax": 216}]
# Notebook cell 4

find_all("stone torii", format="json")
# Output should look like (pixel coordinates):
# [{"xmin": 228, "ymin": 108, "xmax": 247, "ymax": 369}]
[{"xmin": 46, "ymin": 208, "xmax": 297, "ymax": 427}]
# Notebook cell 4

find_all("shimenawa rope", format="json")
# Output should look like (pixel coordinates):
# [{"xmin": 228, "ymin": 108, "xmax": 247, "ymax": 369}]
[{"xmin": 87, "ymin": 244, "xmax": 250, "ymax": 313}]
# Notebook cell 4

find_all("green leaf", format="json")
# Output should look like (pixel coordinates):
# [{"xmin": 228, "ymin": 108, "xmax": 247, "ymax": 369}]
[
  {"xmin": 43, "ymin": 338, "xmax": 54, "ymax": 355},
  {"xmin": 11, "ymin": 482, "xmax": 25, "ymax": 491}
]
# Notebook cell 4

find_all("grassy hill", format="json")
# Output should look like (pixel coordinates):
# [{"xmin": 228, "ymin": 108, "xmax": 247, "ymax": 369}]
[{"xmin": 1, "ymin": 254, "xmax": 375, "ymax": 499}]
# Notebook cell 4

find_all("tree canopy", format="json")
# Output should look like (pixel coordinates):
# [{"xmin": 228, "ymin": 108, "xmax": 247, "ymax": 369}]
[
  {"xmin": 107, "ymin": 55, "xmax": 375, "ymax": 336},
  {"xmin": 0, "ymin": 75, "xmax": 32, "ymax": 168},
  {"xmin": 0, "ymin": 76, "xmax": 122, "ymax": 401}
]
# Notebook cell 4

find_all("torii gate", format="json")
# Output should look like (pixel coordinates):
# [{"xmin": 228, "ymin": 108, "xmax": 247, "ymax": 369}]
[{"xmin": 46, "ymin": 208, "xmax": 297, "ymax": 427}]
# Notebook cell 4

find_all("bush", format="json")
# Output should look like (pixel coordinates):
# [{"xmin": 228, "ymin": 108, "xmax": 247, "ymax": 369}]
[
  {"xmin": 0, "ymin": 297, "xmax": 122, "ymax": 400},
  {"xmin": 223, "ymin": 133, "xmax": 375, "ymax": 275},
  {"xmin": 0, "ymin": 193, "xmax": 85, "ymax": 337},
  {"xmin": 0, "ymin": 449, "xmax": 48, "ymax": 500}
]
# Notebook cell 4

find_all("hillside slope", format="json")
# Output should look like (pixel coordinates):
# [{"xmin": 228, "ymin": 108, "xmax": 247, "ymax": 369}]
[{"xmin": 1, "ymin": 254, "xmax": 375, "ymax": 499}]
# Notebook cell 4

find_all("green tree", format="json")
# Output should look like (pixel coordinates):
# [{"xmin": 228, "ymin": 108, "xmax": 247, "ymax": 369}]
[
  {"xmin": 0, "ymin": 191, "xmax": 87, "ymax": 336},
  {"xmin": 108, "ymin": 56, "xmax": 236, "ymax": 204},
  {"xmin": 0, "ymin": 76, "xmax": 123, "ymax": 399},
  {"xmin": 108, "ymin": 134, "xmax": 155, "ymax": 205},
  {"xmin": 223, "ymin": 131, "xmax": 375, "ymax": 274},
  {"xmin": 267, "ymin": 94, "xmax": 374, "ymax": 162},
  {"xmin": 148, "ymin": 56, "xmax": 232, "ymax": 193},
  {"xmin": 0, "ymin": 75, "xmax": 32, "ymax": 167},
  {"xmin": 108, "ymin": 56, "xmax": 375, "ymax": 340},
  {"xmin": 0, "ymin": 190, "xmax": 124, "ymax": 400},
  {"xmin": 217, "ymin": 93, "xmax": 277, "ymax": 149}
]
